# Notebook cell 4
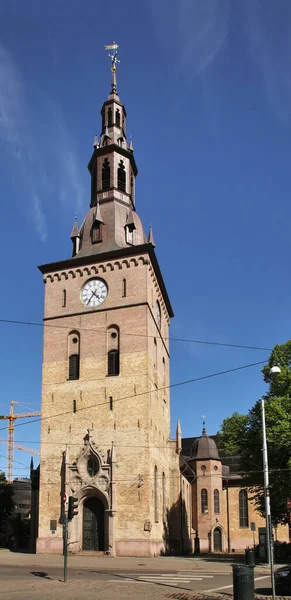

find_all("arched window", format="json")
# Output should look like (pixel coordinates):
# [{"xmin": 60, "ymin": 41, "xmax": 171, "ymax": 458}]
[
  {"xmin": 107, "ymin": 326, "xmax": 120, "ymax": 376},
  {"xmin": 239, "ymin": 489, "xmax": 249, "ymax": 528},
  {"xmin": 102, "ymin": 158, "xmax": 110, "ymax": 190},
  {"xmin": 115, "ymin": 108, "xmax": 121, "ymax": 127},
  {"xmin": 154, "ymin": 465, "xmax": 159, "ymax": 522},
  {"xmin": 108, "ymin": 350, "xmax": 119, "ymax": 376},
  {"xmin": 87, "ymin": 457, "xmax": 98, "ymax": 477},
  {"xmin": 68, "ymin": 331, "xmax": 80, "ymax": 380},
  {"xmin": 201, "ymin": 488, "xmax": 208, "ymax": 514},
  {"xmin": 162, "ymin": 472, "xmax": 166, "ymax": 523},
  {"xmin": 69, "ymin": 355, "xmax": 79, "ymax": 380},
  {"xmin": 117, "ymin": 160, "xmax": 126, "ymax": 192},
  {"xmin": 107, "ymin": 107, "xmax": 112, "ymax": 126},
  {"xmin": 214, "ymin": 489, "xmax": 220, "ymax": 514}
]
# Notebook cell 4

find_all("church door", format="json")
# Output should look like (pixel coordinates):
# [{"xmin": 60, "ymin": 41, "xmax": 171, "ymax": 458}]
[
  {"xmin": 213, "ymin": 527, "xmax": 222, "ymax": 552},
  {"xmin": 82, "ymin": 497, "xmax": 104, "ymax": 551}
]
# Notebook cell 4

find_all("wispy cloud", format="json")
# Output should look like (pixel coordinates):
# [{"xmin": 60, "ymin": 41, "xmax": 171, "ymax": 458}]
[
  {"xmin": 149, "ymin": 0, "xmax": 231, "ymax": 81},
  {"xmin": 176, "ymin": 0, "xmax": 231, "ymax": 79},
  {"xmin": 242, "ymin": 0, "xmax": 291, "ymax": 125},
  {"xmin": 0, "ymin": 42, "xmax": 86, "ymax": 242}
]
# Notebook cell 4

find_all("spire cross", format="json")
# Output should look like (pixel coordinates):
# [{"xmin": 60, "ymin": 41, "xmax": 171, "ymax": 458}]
[{"xmin": 105, "ymin": 42, "xmax": 120, "ymax": 72}]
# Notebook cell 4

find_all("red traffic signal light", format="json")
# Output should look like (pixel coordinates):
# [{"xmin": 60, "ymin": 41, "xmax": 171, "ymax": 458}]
[{"xmin": 68, "ymin": 496, "xmax": 78, "ymax": 521}]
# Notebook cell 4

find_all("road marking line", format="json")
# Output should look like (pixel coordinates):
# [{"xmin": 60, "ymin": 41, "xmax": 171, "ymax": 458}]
[
  {"xmin": 140, "ymin": 578, "xmax": 191, "ymax": 581},
  {"xmin": 204, "ymin": 574, "xmax": 269, "ymax": 594}
]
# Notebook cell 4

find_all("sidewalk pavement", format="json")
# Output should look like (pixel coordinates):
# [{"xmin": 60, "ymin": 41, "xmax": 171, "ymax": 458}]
[{"xmin": 0, "ymin": 550, "xmax": 272, "ymax": 573}]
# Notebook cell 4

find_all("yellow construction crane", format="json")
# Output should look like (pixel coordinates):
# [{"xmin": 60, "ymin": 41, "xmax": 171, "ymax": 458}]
[{"xmin": 0, "ymin": 401, "xmax": 41, "ymax": 482}]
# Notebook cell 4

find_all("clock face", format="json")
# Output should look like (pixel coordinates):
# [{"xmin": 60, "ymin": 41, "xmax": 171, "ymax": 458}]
[
  {"xmin": 156, "ymin": 300, "xmax": 161, "ymax": 329},
  {"xmin": 81, "ymin": 278, "xmax": 108, "ymax": 308}
]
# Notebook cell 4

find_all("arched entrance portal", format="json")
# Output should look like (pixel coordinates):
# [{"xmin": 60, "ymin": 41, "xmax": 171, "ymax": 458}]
[
  {"xmin": 82, "ymin": 497, "xmax": 104, "ymax": 551},
  {"xmin": 213, "ymin": 527, "xmax": 222, "ymax": 552}
]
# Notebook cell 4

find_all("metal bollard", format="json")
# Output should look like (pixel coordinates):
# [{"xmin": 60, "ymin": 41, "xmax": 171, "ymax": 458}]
[
  {"xmin": 232, "ymin": 564, "xmax": 254, "ymax": 600},
  {"xmin": 245, "ymin": 548, "xmax": 255, "ymax": 567}
]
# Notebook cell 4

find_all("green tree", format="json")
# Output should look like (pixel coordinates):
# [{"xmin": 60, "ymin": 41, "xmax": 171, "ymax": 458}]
[
  {"xmin": 218, "ymin": 341, "xmax": 291, "ymax": 525},
  {"xmin": 0, "ymin": 471, "xmax": 14, "ymax": 542}
]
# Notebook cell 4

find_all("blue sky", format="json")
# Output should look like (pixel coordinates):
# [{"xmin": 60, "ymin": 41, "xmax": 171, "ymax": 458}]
[{"xmin": 1, "ymin": 0, "xmax": 291, "ymax": 478}]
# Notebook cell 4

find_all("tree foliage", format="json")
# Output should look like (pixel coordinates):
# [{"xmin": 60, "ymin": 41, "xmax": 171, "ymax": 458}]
[
  {"xmin": 218, "ymin": 341, "xmax": 291, "ymax": 525},
  {"xmin": 0, "ymin": 471, "xmax": 14, "ymax": 537}
]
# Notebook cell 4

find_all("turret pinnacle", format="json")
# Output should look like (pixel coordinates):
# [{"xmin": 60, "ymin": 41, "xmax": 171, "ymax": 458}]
[
  {"xmin": 70, "ymin": 216, "xmax": 79, "ymax": 239},
  {"xmin": 70, "ymin": 216, "xmax": 80, "ymax": 257},
  {"xmin": 176, "ymin": 419, "xmax": 182, "ymax": 454},
  {"xmin": 147, "ymin": 224, "xmax": 155, "ymax": 246},
  {"xmin": 94, "ymin": 199, "xmax": 104, "ymax": 224}
]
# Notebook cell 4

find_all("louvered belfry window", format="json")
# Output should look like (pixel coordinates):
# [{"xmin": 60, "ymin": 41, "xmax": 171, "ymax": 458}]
[
  {"xmin": 102, "ymin": 158, "xmax": 110, "ymax": 190},
  {"xmin": 115, "ymin": 108, "xmax": 121, "ymax": 127},
  {"xmin": 117, "ymin": 160, "xmax": 126, "ymax": 192},
  {"xmin": 107, "ymin": 349, "xmax": 119, "ymax": 376},
  {"xmin": 69, "ymin": 354, "xmax": 79, "ymax": 380}
]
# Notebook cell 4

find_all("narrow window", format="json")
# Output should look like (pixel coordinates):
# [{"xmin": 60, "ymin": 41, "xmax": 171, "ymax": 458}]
[
  {"xmin": 154, "ymin": 337, "xmax": 157, "ymax": 369},
  {"xmin": 214, "ymin": 489, "xmax": 220, "ymax": 514},
  {"xmin": 130, "ymin": 175, "xmax": 133, "ymax": 200},
  {"xmin": 109, "ymin": 396, "xmax": 113, "ymax": 410},
  {"xmin": 62, "ymin": 289, "xmax": 66, "ymax": 308},
  {"xmin": 154, "ymin": 465, "xmax": 159, "ymax": 523},
  {"xmin": 107, "ymin": 107, "xmax": 112, "ymax": 126},
  {"xmin": 73, "ymin": 399, "xmax": 77, "ymax": 413},
  {"xmin": 201, "ymin": 488, "xmax": 208, "ymax": 514},
  {"xmin": 102, "ymin": 158, "xmax": 110, "ymax": 190},
  {"xmin": 117, "ymin": 160, "xmax": 126, "ymax": 192},
  {"xmin": 108, "ymin": 349, "xmax": 120, "ymax": 376},
  {"xmin": 68, "ymin": 354, "xmax": 79, "ymax": 380},
  {"xmin": 115, "ymin": 108, "xmax": 121, "ymax": 127},
  {"xmin": 162, "ymin": 472, "xmax": 166, "ymax": 523},
  {"xmin": 125, "ymin": 224, "xmax": 135, "ymax": 244},
  {"xmin": 92, "ymin": 222, "xmax": 102, "ymax": 243},
  {"xmin": 91, "ymin": 162, "xmax": 97, "ymax": 197},
  {"xmin": 239, "ymin": 489, "xmax": 249, "ymax": 528},
  {"xmin": 122, "ymin": 278, "xmax": 127, "ymax": 298}
]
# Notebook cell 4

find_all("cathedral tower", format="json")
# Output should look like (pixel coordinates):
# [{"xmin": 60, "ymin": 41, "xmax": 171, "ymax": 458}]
[{"xmin": 37, "ymin": 53, "xmax": 179, "ymax": 556}]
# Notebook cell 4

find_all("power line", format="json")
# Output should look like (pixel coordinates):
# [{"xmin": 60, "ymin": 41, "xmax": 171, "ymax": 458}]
[
  {"xmin": 0, "ymin": 318, "xmax": 272, "ymax": 352},
  {"xmin": 0, "ymin": 359, "xmax": 267, "ymax": 434}
]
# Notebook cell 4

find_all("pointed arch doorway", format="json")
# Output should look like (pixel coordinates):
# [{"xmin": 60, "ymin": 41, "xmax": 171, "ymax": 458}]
[
  {"xmin": 82, "ymin": 497, "xmax": 104, "ymax": 551},
  {"xmin": 213, "ymin": 527, "xmax": 222, "ymax": 552}
]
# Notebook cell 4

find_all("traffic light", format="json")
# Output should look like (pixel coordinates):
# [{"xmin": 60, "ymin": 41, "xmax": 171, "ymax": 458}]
[{"xmin": 68, "ymin": 496, "xmax": 78, "ymax": 520}]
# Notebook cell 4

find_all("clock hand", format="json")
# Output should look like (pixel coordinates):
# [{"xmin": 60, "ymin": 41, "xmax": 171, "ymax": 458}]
[{"xmin": 86, "ymin": 291, "xmax": 95, "ymax": 305}]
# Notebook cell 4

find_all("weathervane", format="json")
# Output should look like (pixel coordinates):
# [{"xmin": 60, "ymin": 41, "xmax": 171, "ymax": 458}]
[{"xmin": 105, "ymin": 42, "xmax": 120, "ymax": 72}]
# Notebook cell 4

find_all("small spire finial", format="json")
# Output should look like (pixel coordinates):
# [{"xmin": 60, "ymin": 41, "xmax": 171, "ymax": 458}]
[{"xmin": 202, "ymin": 415, "xmax": 206, "ymax": 435}]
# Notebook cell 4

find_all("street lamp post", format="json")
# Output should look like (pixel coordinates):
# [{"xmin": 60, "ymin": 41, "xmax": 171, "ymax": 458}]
[{"xmin": 261, "ymin": 365, "xmax": 281, "ymax": 600}]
